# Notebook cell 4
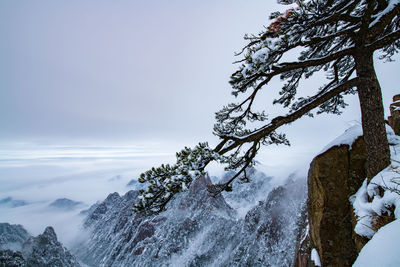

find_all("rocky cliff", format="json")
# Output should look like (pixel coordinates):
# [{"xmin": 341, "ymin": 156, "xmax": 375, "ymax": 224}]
[
  {"xmin": 306, "ymin": 96, "xmax": 400, "ymax": 266},
  {"xmin": 307, "ymin": 132, "xmax": 366, "ymax": 266},
  {"xmin": 74, "ymin": 169, "xmax": 307, "ymax": 266},
  {"xmin": 0, "ymin": 223, "xmax": 30, "ymax": 251},
  {"xmin": 0, "ymin": 224, "xmax": 80, "ymax": 267}
]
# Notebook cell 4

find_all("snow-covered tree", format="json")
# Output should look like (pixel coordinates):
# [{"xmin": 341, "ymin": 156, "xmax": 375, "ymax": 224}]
[{"xmin": 134, "ymin": 0, "xmax": 400, "ymax": 214}]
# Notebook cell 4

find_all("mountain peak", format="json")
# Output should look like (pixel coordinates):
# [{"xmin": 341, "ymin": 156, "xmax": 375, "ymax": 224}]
[{"xmin": 42, "ymin": 227, "xmax": 57, "ymax": 241}]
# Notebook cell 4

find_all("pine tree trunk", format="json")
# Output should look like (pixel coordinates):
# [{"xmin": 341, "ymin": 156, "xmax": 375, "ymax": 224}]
[{"xmin": 354, "ymin": 52, "xmax": 390, "ymax": 180}]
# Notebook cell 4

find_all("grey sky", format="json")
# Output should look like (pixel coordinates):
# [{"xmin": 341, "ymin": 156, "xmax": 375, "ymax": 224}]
[
  {"xmin": 0, "ymin": 0, "xmax": 398, "ymax": 152},
  {"xmin": 0, "ymin": 1, "xmax": 277, "ymax": 144}
]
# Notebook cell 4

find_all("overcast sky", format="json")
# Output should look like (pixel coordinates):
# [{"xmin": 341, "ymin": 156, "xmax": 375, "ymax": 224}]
[{"xmin": 0, "ymin": 0, "xmax": 399, "ymax": 154}]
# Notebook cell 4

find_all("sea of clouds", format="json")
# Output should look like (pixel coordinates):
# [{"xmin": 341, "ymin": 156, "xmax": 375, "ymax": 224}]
[
  {"xmin": 0, "ymin": 142, "xmax": 314, "ymax": 249},
  {"xmin": 0, "ymin": 144, "xmax": 178, "ymax": 247}
]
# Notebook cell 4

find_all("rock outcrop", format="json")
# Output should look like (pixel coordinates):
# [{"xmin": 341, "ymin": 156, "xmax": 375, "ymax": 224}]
[
  {"xmin": 308, "ymin": 134, "xmax": 367, "ymax": 267},
  {"xmin": 307, "ymin": 95, "xmax": 400, "ymax": 266},
  {"xmin": 388, "ymin": 94, "xmax": 400, "ymax": 135}
]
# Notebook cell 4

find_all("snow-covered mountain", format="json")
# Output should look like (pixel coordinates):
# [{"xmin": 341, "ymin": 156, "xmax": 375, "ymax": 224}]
[
  {"xmin": 74, "ymin": 168, "xmax": 306, "ymax": 266},
  {"xmin": 0, "ymin": 197, "xmax": 27, "ymax": 208},
  {"xmin": 0, "ymin": 223, "xmax": 30, "ymax": 251},
  {"xmin": 0, "ymin": 167, "xmax": 307, "ymax": 266},
  {"xmin": 49, "ymin": 198, "xmax": 84, "ymax": 211},
  {"xmin": 0, "ymin": 223, "xmax": 80, "ymax": 267}
]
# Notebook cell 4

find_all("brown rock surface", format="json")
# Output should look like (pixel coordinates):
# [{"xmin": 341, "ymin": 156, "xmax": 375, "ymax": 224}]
[
  {"xmin": 308, "ymin": 136, "xmax": 367, "ymax": 267},
  {"xmin": 293, "ymin": 234, "xmax": 314, "ymax": 267}
]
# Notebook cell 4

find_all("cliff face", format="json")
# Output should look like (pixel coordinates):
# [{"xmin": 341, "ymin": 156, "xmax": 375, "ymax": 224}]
[
  {"xmin": 74, "ymin": 170, "xmax": 307, "ymax": 266},
  {"xmin": 306, "ymin": 96, "xmax": 400, "ymax": 266},
  {"xmin": 307, "ymin": 132, "xmax": 367, "ymax": 267}
]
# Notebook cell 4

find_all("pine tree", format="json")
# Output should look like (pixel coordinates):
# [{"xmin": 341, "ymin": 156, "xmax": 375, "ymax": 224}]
[{"xmin": 134, "ymin": 0, "xmax": 400, "ymax": 214}]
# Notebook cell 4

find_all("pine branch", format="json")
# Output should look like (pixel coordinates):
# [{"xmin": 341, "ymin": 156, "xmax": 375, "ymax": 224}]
[
  {"xmin": 216, "ymin": 78, "xmax": 360, "ymax": 154},
  {"xmin": 367, "ymin": 29, "xmax": 400, "ymax": 50}
]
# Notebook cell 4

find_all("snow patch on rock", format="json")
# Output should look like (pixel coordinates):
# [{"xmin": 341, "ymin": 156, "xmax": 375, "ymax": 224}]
[{"xmin": 311, "ymin": 248, "xmax": 321, "ymax": 266}]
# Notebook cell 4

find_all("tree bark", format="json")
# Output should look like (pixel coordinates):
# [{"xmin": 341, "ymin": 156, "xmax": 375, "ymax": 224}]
[{"xmin": 354, "ymin": 51, "xmax": 390, "ymax": 180}]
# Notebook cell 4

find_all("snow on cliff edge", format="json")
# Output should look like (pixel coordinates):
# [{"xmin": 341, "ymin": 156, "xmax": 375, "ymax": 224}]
[{"xmin": 351, "ymin": 126, "xmax": 400, "ymax": 266}]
